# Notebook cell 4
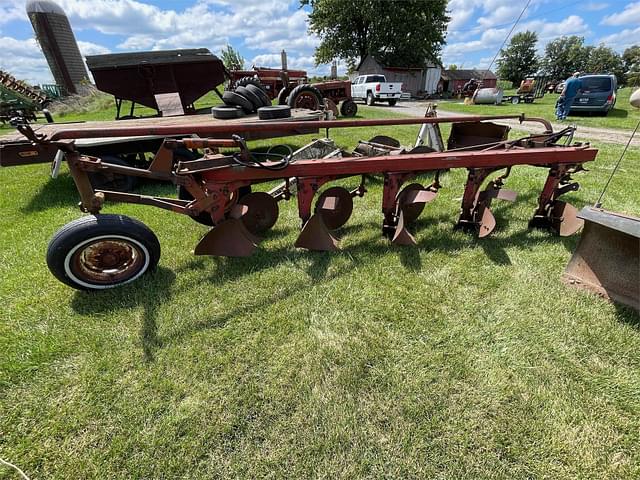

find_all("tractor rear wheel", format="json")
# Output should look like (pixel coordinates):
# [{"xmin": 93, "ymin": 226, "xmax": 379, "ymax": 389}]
[
  {"xmin": 46, "ymin": 214, "xmax": 160, "ymax": 290},
  {"xmin": 287, "ymin": 85, "xmax": 323, "ymax": 110},
  {"xmin": 339, "ymin": 100, "xmax": 358, "ymax": 117}
]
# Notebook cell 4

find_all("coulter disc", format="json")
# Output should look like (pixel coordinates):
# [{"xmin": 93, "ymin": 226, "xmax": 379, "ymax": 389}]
[
  {"xmin": 396, "ymin": 183, "xmax": 434, "ymax": 223},
  {"xmin": 315, "ymin": 186, "xmax": 353, "ymax": 230},
  {"xmin": 238, "ymin": 192, "xmax": 279, "ymax": 235}
]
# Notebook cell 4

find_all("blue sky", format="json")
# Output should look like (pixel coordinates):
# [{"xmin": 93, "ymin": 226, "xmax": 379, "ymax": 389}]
[{"xmin": 1, "ymin": 0, "xmax": 639, "ymax": 85}]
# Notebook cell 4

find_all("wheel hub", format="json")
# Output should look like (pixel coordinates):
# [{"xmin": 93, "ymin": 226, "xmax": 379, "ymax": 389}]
[{"xmin": 73, "ymin": 239, "xmax": 143, "ymax": 283}]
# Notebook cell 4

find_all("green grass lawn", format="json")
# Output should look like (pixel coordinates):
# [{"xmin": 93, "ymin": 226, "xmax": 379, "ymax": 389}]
[
  {"xmin": 438, "ymin": 87, "xmax": 640, "ymax": 131},
  {"xmin": 1, "ymin": 106, "xmax": 639, "ymax": 479}
]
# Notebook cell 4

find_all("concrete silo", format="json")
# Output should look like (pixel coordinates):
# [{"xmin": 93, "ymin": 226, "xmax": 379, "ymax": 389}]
[{"xmin": 26, "ymin": 0, "xmax": 89, "ymax": 94}]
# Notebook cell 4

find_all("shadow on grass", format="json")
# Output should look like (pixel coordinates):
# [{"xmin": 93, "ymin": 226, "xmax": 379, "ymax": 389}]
[
  {"xmin": 21, "ymin": 173, "xmax": 79, "ymax": 213},
  {"xmin": 70, "ymin": 266, "xmax": 176, "ymax": 362},
  {"xmin": 67, "ymin": 200, "xmax": 585, "ymax": 360},
  {"xmin": 615, "ymin": 303, "xmax": 640, "ymax": 329}
]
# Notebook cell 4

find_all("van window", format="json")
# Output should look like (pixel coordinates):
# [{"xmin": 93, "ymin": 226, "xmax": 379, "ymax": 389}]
[
  {"xmin": 581, "ymin": 77, "xmax": 612, "ymax": 93},
  {"xmin": 367, "ymin": 75, "xmax": 386, "ymax": 83}
]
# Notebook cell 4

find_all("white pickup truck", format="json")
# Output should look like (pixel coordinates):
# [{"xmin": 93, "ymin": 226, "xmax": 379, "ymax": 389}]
[{"xmin": 351, "ymin": 74, "xmax": 403, "ymax": 106}]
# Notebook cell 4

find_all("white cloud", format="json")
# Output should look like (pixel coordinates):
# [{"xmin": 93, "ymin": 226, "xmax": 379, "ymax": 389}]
[
  {"xmin": 77, "ymin": 40, "xmax": 110, "ymax": 56},
  {"xmin": 598, "ymin": 26, "xmax": 640, "ymax": 50},
  {"xmin": 585, "ymin": 2, "xmax": 609, "ymax": 11},
  {"xmin": 601, "ymin": 2, "xmax": 640, "ymax": 26},
  {"xmin": 0, "ymin": 36, "xmax": 52, "ymax": 84},
  {"xmin": 0, "ymin": 0, "xmax": 26, "ymax": 25},
  {"xmin": 442, "ymin": 15, "xmax": 589, "ymax": 68}
]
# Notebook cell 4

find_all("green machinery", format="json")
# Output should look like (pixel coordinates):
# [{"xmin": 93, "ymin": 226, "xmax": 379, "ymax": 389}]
[{"xmin": 0, "ymin": 69, "xmax": 59, "ymax": 124}]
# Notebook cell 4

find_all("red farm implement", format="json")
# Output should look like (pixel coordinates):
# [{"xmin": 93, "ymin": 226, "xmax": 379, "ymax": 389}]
[{"xmin": 9, "ymin": 113, "xmax": 597, "ymax": 290}]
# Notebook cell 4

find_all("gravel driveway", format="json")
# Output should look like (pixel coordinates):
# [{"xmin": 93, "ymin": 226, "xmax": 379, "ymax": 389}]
[{"xmin": 385, "ymin": 100, "xmax": 640, "ymax": 147}]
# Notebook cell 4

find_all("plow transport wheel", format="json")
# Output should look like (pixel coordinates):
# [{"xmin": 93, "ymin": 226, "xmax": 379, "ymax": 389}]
[
  {"xmin": 46, "ymin": 214, "xmax": 160, "ymax": 290},
  {"xmin": 238, "ymin": 192, "xmax": 279, "ymax": 234},
  {"xmin": 315, "ymin": 187, "xmax": 353, "ymax": 230}
]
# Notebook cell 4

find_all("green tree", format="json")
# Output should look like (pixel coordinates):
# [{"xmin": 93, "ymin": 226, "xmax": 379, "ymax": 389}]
[
  {"xmin": 541, "ymin": 36, "xmax": 589, "ymax": 80},
  {"xmin": 584, "ymin": 44, "xmax": 625, "ymax": 85},
  {"xmin": 496, "ymin": 31, "xmax": 538, "ymax": 87},
  {"xmin": 301, "ymin": 0, "xmax": 449, "ymax": 67},
  {"xmin": 623, "ymin": 45, "xmax": 640, "ymax": 86},
  {"xmin": 220, "ymin": 44, "xmax": 245, "ymax": 71}
]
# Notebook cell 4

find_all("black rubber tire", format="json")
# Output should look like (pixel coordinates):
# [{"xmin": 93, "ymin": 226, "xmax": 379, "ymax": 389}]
[
  {"xmin": 388, "ymin": 99, "xmax": 397, "ymax": 106},
  {"xmin": 257, "ymin": 105, "xmax": 291, "ymax": 120},
  {"xmin": 211, "ymin": 105, "xmax": 245, "ymax": 119},
  {"xmin": 46, "ymin": 214, "xmax": 160, "ymax": 291},
  {"xmin": 339, "ymin": 100, "xmax": 358, "ymax": 117},
  {"xmin": 246, "ymin": 84, "xmax": 271, "ymax": 107},
  {"xmin": 366, "ymin": 92, "xmax": 375, "ymax": 106},
  {"xmin": 235, "ymin": 86, "xmax": 262, "ymax": 111},
  {"xmin": 235, "ymin": 76, "xmax": 265, "ymax": 92},
  {"xmin": 88, "ymin": 156, "xmax": 137, "ymax": 192},
  {"xmin": 43, "ymin": 109, "xmax": 54, "ymax": 123},
  {"xmin": 222, "ymin": 91, "xmax": 253, "ymax": 113},
  {"xmin": 287, "ymin": 85, "xmax": 323, "ymax": 110},
  {"xmin": 277, "ymin": 87, "xmax": 292, "ymax": 105}
]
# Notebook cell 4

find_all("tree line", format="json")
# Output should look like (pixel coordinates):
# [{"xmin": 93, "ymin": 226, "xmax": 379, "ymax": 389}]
[{"xmin": 497, "ymin": 32, "xmax": 640, "ymax": 87}]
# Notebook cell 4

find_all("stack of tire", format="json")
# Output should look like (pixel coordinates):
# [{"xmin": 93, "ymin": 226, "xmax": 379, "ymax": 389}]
[
  {"xmin": 213, "ymin": 77, "xmax": 291, "ymax": 120},
  {"xmin": 279, "ymin": 84, "xmax": 358, "ymax": 117}
]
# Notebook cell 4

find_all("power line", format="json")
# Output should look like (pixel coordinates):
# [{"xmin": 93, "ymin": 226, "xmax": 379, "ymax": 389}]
[
  {"xmin": 481, "ymin": 0, "xmax": 533, "ymax": 80},
  {"xmin": 447, "ymin": 0, "xmax": 583, "ymax": 35}
]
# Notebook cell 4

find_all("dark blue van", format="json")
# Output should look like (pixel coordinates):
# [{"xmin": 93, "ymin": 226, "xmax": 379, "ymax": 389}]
[{"xmin": 570, "ymin": 74, "xmax": 617, "ymax": 116}]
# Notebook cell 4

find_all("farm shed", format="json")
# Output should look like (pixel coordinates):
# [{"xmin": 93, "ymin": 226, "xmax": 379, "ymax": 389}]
[
  {"xmin": 441, "ymin": 69, "xmax": 497, "ymax": 93},
  {"xmin": 355, "ymin": 55, "xmax": 442, "ymax": 97}
]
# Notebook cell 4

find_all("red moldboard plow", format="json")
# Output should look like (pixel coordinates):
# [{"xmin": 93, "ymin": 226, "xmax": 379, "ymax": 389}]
[{"xmin": 9, "ymin": 114, "xmax": 598, "ymax": 290}]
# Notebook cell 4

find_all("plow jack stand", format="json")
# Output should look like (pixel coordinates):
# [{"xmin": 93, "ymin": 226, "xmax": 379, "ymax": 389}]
[
  {"xmin": 194, "ymin": 205, "xmax": 260, "ymax": 257},
  {"xmin": 563, "ymin": 207, "xmax": 639, "ymax": 311},
  {"xmin": 295, "ymin": 195, "xmax": 340, "ymax": 251}
]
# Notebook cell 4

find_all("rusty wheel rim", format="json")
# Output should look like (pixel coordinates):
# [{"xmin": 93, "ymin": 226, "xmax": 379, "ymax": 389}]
[
  {"xmin": 67, "ymin": 236, "xmax": 147, "ymax": 286},
  {"xmin": 293, "ymin": 92, "xmax": 320, "ymax": 110}
]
